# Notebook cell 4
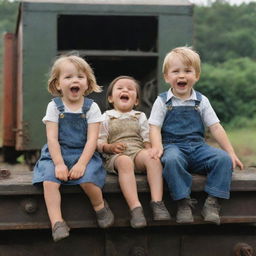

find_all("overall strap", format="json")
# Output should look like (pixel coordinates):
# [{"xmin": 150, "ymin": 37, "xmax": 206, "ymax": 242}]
[
  {"xmin": 159, "ymin": 91, "xmax": 173, "ymax": 106},
  {"xmin": 53, "ymin": 97, "xmax": 65, "ymax": 113},
  {"xmin": 194, "ymin": 91, "xmax": 202, "ymax": 109},
  {"xmin": 82, "ymin": 97, "xmax": 94, "ymax": 114}
]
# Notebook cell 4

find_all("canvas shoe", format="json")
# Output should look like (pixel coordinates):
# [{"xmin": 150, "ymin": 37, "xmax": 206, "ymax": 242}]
[
  {"xmin": 130, "ymin": 206, "xmax": 147, "ymax": 228},
  {"xmin": 201, "ymin": 196, "xmax": 220, "ymax": 225},
  {"xmin": 52, "ymin": 221, "xmax": 70, "ymax": 242},
  {"xmin": 176, "ymin": 198, "xmax": 197, "ymax": 223},
  {"xmin": 96, "ymin": 200, "xmax": 114, "ymax": 228},
  {"xmin": 150, "ymin": 201, "xmax": 171, "ymax": 221}
]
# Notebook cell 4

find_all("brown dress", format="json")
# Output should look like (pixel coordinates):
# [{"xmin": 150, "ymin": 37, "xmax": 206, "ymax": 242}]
[{"xmin": 102, "ymin": 111, "xmax": 148, "ymax": 174}]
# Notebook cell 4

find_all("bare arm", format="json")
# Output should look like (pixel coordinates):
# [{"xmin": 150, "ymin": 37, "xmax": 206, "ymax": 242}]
[
  {"xmin": 209, "ymin": 123, "xmax": 244, "ymax": 170},
  {"xmin": 69, "ymin": 122, "xmax": 100, "ymax": 180},
  {"xmin": 46, "ymin": 121, "xmax": 69, "ymax": 181},
  {"xmin": 149, "ymin": 124, "xmax": 163, "ymax": 159}
]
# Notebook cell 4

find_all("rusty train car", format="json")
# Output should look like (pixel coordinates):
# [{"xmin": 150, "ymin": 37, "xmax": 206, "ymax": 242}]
[{"xmin": 1, "ymin": 0, "xmax": 256, "ymax": 255}]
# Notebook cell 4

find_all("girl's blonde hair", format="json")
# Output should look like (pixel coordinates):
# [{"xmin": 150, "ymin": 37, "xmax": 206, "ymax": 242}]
[
  {"xmin": 106, "ymin": 75, "xmax": 141, "ymax": 110},
  {"xmin": 48, "ymin": 55, "xmax": 101, "ymax": 96},
  {"xmin": 162, "ymin": 46, "xmax": 201, "ymax": 79}
]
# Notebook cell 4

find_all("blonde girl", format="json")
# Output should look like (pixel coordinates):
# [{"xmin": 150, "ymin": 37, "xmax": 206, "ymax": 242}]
[{"xmin": 33, "ymin": 55, "xmax": 114, "ymax": 242}]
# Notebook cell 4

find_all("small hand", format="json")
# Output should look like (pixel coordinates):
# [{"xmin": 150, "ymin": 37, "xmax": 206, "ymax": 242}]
[
  {"xmin": 148, "ymin": 147, "xmax": 163, "ymax": 159},
  {"xmin": 229, "ymin": 152, "xmax": 244, "ymax": 170},
  {"xmin": 69, "ymin": 163, "xmax": 85, "ymax": 180},
  {"xmin": 55, "ymin": 163, "xmax": 69, "ymax": 181},
  {"xmin": 110, "ymin": 142, "xmax": 127, "ymax": 154}
]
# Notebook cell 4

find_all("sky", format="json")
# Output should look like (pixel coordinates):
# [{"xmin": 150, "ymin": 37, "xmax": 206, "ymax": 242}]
[{"xmin": 189, "ymin": 0, "xmax": 256, "ymax": 5}]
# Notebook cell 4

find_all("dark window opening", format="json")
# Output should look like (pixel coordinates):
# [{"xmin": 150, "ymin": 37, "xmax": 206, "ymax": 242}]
[{"xmin": 58, "ymin": 15, "xmax": 158, "ymax": 52}]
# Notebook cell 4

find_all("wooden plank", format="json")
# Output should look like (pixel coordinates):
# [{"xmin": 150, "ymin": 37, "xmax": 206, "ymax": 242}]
[{"xmin": 0, "ymin": 163, "xmax": 256, "ymax": 195}]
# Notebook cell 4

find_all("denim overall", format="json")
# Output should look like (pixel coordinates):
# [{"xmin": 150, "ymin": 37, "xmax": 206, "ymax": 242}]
[
  {"xmin": 33, "ymin": 97, "xmax": 106, "ymax": 188},
  {"xmin": 159, "ymin": 91, "xmax": 232, "ymax": 201}
]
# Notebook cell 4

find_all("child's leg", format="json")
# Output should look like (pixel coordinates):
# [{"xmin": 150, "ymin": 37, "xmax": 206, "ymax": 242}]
[
  {"xmin": 190, "ymin": 143, "xmax": 233, "ymax": 199},
  {"xmin": 80, "ymin": 183, "xmax": 104, "ymax": 211},
  {"xmin": 161, "ymin": 144, "xmax": 191, "ymax": 200},
  {"xmin": 43, "ymin": 181, "xmax": 63, "ymax": 227},
  {"xmin": 43, "ymin": 181, "xmax": 70, "ymax": 242},
  {"xmin": 115, "ymin": 155, "xmax": 146, "ymax": 228},
  {"xmin": 80, "ymin": 182, "xmax": 114, "ymax": 228},
  {"xmin": 191, "ymin": 144, "xmax": 233, "ymax": 225},
  {"xmin": 114, "ymin": 155, "xmax": 141, "ymax": 210},
  {"xmin": 135, "ymin": 149, "xmax": 171, "ymax": 221},
  {"xmin": 135, "ymin": 149, "xmax": 163, "ymax": 201}
]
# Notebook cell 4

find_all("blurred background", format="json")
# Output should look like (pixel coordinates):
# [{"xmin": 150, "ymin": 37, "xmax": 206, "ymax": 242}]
[{"xmin": 0, "ymin": 0, "xmax": 255, "ymax": 166}]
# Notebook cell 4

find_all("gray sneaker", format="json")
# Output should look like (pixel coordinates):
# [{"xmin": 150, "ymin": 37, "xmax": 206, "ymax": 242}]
[
  {"xmin": 130, "ymin": 206, "xmax": 147, "ymax": 228},
  {"xmin": 150, "ymin": 201, "xmax": 171, "ymax": 221},
  {"xmin": 96, "ymin": 200, "xmax": 114, "ymax": 228},
  {"xmin": 52, "ymin": 221, "xmax": 70, "ymax": 242},
  {"xmin": 176, "ymin": 198, "xmax": 197, "ymax": 223},
  {"xmin": 201, "ymin": 196, "xmax": 220, "ymax": 225}
]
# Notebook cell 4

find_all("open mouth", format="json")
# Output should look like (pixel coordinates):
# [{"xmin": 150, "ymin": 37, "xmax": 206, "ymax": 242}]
[
  {"xmin": 70, "ymin": 86, "xmax": 80, "ymax": 93},
  {"xmin": 120, "ymin": 95, "xmax": 129, "ymax": 101},
  {"xmin": 177, "ymin": 81, "xmax": 187, "ymax": 87}
]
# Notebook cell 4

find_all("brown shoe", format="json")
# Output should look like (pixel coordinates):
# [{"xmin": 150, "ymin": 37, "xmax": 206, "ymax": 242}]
[
  {"xmin": 52, "ymin": 221, "xmax": 70, "ymax": 242},
  {"xmin": 176, "ymin": 198, "xmax": 197, "ymax": 223},
  {"xmin": 201, "ymin": 196, "xmax": 220, "ymax": 225},
  {"xmin": 96, "ymin": 200, "xmax": 114, "ymax": 228},
  {"xmin": 150, "ymin": 201, "xmax": 171, "ymax": 221},
  {"xmin": 130, "ymin": 206, "xmax": 147, "ymax": 228}
]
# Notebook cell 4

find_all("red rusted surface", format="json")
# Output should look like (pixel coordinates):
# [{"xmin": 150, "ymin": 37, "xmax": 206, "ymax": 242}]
[{"xmin": 2, "ymin": 33, "xmax": 17, "ymax": 147}]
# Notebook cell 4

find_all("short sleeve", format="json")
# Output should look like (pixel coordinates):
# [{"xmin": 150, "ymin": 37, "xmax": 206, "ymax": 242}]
[
  {"xmin": 139, "ymin": 112, "xmax": 150, "ymax": 142},
  {"xmin": 42, "ymin": 101, "xmax": 59, "ymax": 124},
  {"xmin": 86, "ymin": 102, "xmax": 104, "ymax": 123},
  {"xmin": 148, "ymin": 97, "xmax": 167, "ymax": 127},
  {"xmin": 200, "ymin": 96, "xmax": 220, "ymax": 127}
]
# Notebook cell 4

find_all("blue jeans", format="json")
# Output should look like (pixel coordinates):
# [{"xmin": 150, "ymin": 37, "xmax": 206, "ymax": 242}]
[{"xmin": 161, "ymin": 142, "xmax": 233, "ymax": 200}]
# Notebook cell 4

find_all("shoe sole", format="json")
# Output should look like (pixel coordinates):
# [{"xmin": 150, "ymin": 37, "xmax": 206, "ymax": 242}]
[
  {"xmin": 130, "ymin": 221, "xmax": 147, "ymax": 229},
  {"xmin": 153, "ymin": 216, "xmax": 171, "ymax": 221},
  {"xmin": 201, "ymin": 211, "xmax": 220, "ymax": 225},
  {"xmin": 176, "ymin": 218, "xmax": 194, "ymax": 224}
]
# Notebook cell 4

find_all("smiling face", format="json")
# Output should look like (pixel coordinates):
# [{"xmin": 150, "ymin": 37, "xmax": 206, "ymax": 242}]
[
  {"xmin": 56, "ymin": 61, "xmax": 88, "ymax": 105},
  {"xmin": 164, "ymin": 56, "xmax": 199, "ymax": 100},
  {"xmin": 108, "ymin": 78, "xmax": 139, "ymax": 113}
]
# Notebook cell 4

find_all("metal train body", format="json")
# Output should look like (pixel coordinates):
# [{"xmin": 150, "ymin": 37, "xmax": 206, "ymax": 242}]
[{"xmin": 1, "ymin": 0, "xmax": 193, "ymax": 162}]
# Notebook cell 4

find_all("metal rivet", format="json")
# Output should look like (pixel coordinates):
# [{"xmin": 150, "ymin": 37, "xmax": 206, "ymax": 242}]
[
  {"xmin": 59, "ymin": 113, "xmax": 65, "ymax": 118},
  {"xmin": 81, "ymin": 113, "xmax": 86, "ymax": 118},
  {"xmin": 21, "ymin": 198, "xmax": 38, "ymax": 214},
  {"xmin": 167, "ymin": 106, "xmax": 173, "ymax": 111}
]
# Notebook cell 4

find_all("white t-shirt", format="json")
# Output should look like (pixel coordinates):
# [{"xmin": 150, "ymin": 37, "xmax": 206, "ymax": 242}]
[
  {"xmin": 148, "ymin": 89, "xmax": 219, "ymax": 128},
  {"xmin": 42, "ymin": 100, "xmax": 103, "ymax": 124}
]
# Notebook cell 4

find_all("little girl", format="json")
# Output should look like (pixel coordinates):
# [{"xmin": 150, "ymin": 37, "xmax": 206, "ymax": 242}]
[
  {"xmin": 33, "ymin": 55, "xmax": 114, "ymax": 242},
  {"xmin": 97, "ymin": 76, "xmax": 170, "ymax": 228}
]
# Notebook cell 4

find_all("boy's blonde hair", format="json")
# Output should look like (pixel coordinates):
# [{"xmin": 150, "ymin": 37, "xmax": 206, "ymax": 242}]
[
  {"xmin": 162, "ymin": 46, "xmax": 201, "ymax": 79},
  {"xmin": 48, "ymin": 55, "xmax": 101, "ymax": 96}
]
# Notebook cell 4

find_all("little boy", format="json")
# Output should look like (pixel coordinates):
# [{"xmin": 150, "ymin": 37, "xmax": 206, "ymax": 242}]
[{"xmin": 148, "ymin": 46, "xmax": 243, "ymax": 225}]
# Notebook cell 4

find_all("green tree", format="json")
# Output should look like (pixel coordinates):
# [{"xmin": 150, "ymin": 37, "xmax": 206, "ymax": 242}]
[
  {"xmin": 194, "ymin": 2, "xmax": 256, "ymax": 63},
  {"xmin": 196, "ymin": 58, "xmax": 256, "ymax": 124}
]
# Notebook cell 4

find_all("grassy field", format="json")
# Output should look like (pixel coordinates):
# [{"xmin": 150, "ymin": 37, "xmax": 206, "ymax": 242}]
[{"xmin": 227, "ymin": 128, "xmax": 256, "ymax": 168}]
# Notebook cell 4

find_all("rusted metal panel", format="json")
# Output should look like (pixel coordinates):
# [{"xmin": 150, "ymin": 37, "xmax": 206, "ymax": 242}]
[
  {"xmin": 12, "ymin": 1, "xmax": 193, "ymax": 151},
  {"xmin": 2, "ymin": 33, "xmax": 17, "ymax": 147},
  {"xmin": 1, "ymin": 168, "xmax": 256, "ymax": 231}
]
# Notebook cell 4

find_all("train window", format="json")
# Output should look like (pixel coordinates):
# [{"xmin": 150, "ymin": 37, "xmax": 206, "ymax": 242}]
[{"xmin": 57, "ymin": 15, "xmax": 158, "ymax": 52}]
